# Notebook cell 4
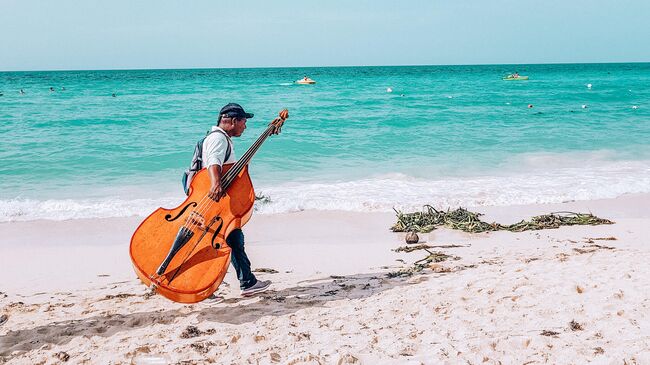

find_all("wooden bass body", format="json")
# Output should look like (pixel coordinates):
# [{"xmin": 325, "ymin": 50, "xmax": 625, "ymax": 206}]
[{"xmin": 129, "ymin": 164, "xmax": 255, "ymax": 303}]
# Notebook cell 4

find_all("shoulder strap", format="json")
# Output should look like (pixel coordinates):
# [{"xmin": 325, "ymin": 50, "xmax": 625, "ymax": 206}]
[{"xmin": 206, "ymin": 129, "xmax": 232, "ymax": 163}]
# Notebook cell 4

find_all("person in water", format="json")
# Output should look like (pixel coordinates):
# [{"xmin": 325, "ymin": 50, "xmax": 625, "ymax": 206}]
[
  {"xmin": 20, "ymin": 89, "xmax": 25, "ymax": 95},
  {"xmin": 49, "ymin": 87, "xmax": 55, "ymax": 92},
  {"xmin": 202, "ymin": 103, "xmax": 272, "ymax": 297}
]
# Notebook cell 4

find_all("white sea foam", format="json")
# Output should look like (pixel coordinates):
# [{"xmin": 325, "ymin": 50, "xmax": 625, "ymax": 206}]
[
  {"xmin": 0, "ymin": 197, "xmax": 180, "ymax": 222},
  {"xmin": 254, "ymin": 160, "xmax": 650, "ymax": 214},
  {"xmin": 2, "ymin": 159, "xmax": 650, "ymax": 222}
]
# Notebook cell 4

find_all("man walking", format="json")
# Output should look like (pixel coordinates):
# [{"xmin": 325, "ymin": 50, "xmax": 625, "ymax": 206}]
[{"xmin": 202, "ymin": 103, "xmax": 271, "ymax": 297}]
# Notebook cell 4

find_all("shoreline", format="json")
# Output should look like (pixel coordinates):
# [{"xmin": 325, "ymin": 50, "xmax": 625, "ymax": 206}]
[
  {"xmin": 2, "ymin": 192, "xmax": 650, "ymax": 295},
  {"xmin": 1, "ymin": 193, "xmax": 649, "ymax": 363},
  {"xmin": 4, "ymin": 159, "xmax": 650, "ymax": 221}
]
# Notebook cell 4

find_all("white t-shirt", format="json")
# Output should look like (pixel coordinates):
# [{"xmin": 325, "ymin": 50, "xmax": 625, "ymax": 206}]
[{"xmin": 202, "ymin": 126, "xmax": 236, "ymax": 168}]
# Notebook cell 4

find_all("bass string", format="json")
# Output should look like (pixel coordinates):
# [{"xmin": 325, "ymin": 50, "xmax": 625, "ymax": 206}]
[
  {"xmin": 181, "ymin": 124, "xmax": 274, "ymax": 232},
  {"xmin": 166, "ymin": 125, "xmax": 276, "ymax": 279},
  {"xmin": 222, "ymin": 121, "xmax": 277, "ymax": 189},
  {"xmin": 198, "ymin": 121, "xmax": 276, "ymax": 216},
  {"xmin": 232, "ymin": 115, "xmax": 283, "ymax": 179},
  {"xmin": 165, "ymin": 202, "xmax": 229, "ymax": 284},
  {"xmin": 176, "ymin": 123, "xmax": 276, "ymax": 245},
  {"xmin": 177, "ymin": 123, "xmax": 275, "ymax": 233}
]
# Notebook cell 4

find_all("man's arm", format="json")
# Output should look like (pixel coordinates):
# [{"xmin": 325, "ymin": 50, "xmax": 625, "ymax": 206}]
[
  {"xmin": 203, "ymin": 133, "xmax": 230, "ymax": 201},
  {"xmin": 207, "ymin": 164, "xmax": 224, "ymax": 201}
]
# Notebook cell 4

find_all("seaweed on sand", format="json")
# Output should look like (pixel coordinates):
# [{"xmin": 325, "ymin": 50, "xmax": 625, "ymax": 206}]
[
  {"xmin": 391, "ymin": 206, "xmax": 613, "ymax": 234},
  {"xmin": 388, "ymin": 246, "xmax": 455, "ymax": 278}
]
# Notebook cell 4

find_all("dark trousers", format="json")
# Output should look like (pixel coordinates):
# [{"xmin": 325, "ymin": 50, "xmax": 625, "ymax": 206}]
[{"xmin": 226, "ymin": 229, "xmax": 257, "ymax": 290}]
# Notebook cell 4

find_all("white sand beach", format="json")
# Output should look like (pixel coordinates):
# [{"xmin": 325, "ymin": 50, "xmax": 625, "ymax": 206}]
[{"xmin": 1, "ymin": 194, "xmax": 650, "ymax": 364}]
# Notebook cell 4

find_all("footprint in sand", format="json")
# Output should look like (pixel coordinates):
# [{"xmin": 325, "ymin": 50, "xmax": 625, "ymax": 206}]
[
  {"xmin": 54, "ymin": 352, "xmax": 70, "ymax": 362},
  {"xmin": 106, "ymin": 318, "xmax": 125, "ymax": 326}
]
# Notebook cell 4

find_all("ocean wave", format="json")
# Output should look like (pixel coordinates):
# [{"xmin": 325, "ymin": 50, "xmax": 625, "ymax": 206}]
[
  {"xmin": 2, "ymin": 160, "xmax": 650, "ymax": 222},
  {"xmin": 0, "ymin": 197, "xmax": 180, "ymax": 222},
  {"xmin": 255, "ymin": 161, "xmax": 650, "ymax": 213}
]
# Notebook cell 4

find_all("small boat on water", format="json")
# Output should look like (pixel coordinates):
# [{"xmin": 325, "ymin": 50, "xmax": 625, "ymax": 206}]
[
  {"xmin": 503, "ymin": 75, "xmax": 529, "ymax": 81},
  {"xmin": 295, "ymin": 77, "xmax": 316, "ymax": 85}
]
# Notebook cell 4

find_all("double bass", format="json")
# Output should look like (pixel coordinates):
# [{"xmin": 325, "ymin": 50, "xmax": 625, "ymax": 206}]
[{"xmin": 129, "ymin": 109, "xmax": 288, "ymax": 303}]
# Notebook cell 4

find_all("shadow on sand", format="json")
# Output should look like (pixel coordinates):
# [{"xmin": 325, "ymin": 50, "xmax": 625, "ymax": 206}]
[{"xmin": 0, "ymin": 271, "xmax": 426, "ymax": 357}]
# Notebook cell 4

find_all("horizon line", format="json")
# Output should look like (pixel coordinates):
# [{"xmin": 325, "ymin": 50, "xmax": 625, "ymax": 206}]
[{"xmin": 1, "ymin": 60, "xmax": 649, "ymax": 73}]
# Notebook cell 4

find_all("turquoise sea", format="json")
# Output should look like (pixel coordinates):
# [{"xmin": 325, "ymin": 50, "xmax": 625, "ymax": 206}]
[{"xmin": 1, "ymin": 63, "xmax": 649, "ymax": 221}]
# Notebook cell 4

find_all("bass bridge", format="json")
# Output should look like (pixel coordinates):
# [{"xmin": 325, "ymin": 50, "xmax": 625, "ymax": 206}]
[{"xmin": 189, "ymin": 215, "xmax": 225, "ymax": 249}]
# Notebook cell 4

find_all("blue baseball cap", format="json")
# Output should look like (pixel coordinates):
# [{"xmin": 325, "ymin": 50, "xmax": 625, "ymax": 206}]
[{"xmin": 219, "ymin": 103, "xmax": 254, "ymax": 119}]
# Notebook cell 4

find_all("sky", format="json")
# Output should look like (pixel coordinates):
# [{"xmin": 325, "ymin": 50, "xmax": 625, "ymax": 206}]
[{"xmin": 1, "ymin": 0, "xmax": 649, "ymax": 71}]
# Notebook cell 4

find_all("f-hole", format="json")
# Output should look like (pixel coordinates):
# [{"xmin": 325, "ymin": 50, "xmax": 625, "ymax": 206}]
[
  {"xmin": 206, "ymin": 216, "xmax": 224, "ymax": 249},
  {"xmin": 165, "ymin": 202, "xmax": 197, "ymax": 222}
]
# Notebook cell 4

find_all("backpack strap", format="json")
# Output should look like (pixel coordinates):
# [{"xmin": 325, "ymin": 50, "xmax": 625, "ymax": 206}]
[
  {"xmin": 189, "ymin": 129, "xmax": 231, "ymax": 172},
  {"xmin": 208, "ymin": 129, "xmax": 232, "ymax": 164}
]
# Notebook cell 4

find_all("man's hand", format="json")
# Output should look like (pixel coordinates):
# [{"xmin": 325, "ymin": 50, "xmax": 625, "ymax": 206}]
[
  {"xmin": 207, "ymin": 165, "xmax": 224, "ymax": 201},
  {"xmin": 208, "ymin": 182, "xmax": 225, "ymax": 201}
]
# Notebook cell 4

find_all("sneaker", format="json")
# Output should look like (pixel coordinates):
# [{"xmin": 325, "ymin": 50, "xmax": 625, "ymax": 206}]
[{"xmin": 241, "ymin": 280, "xmax": 271, "ymax": 297}]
